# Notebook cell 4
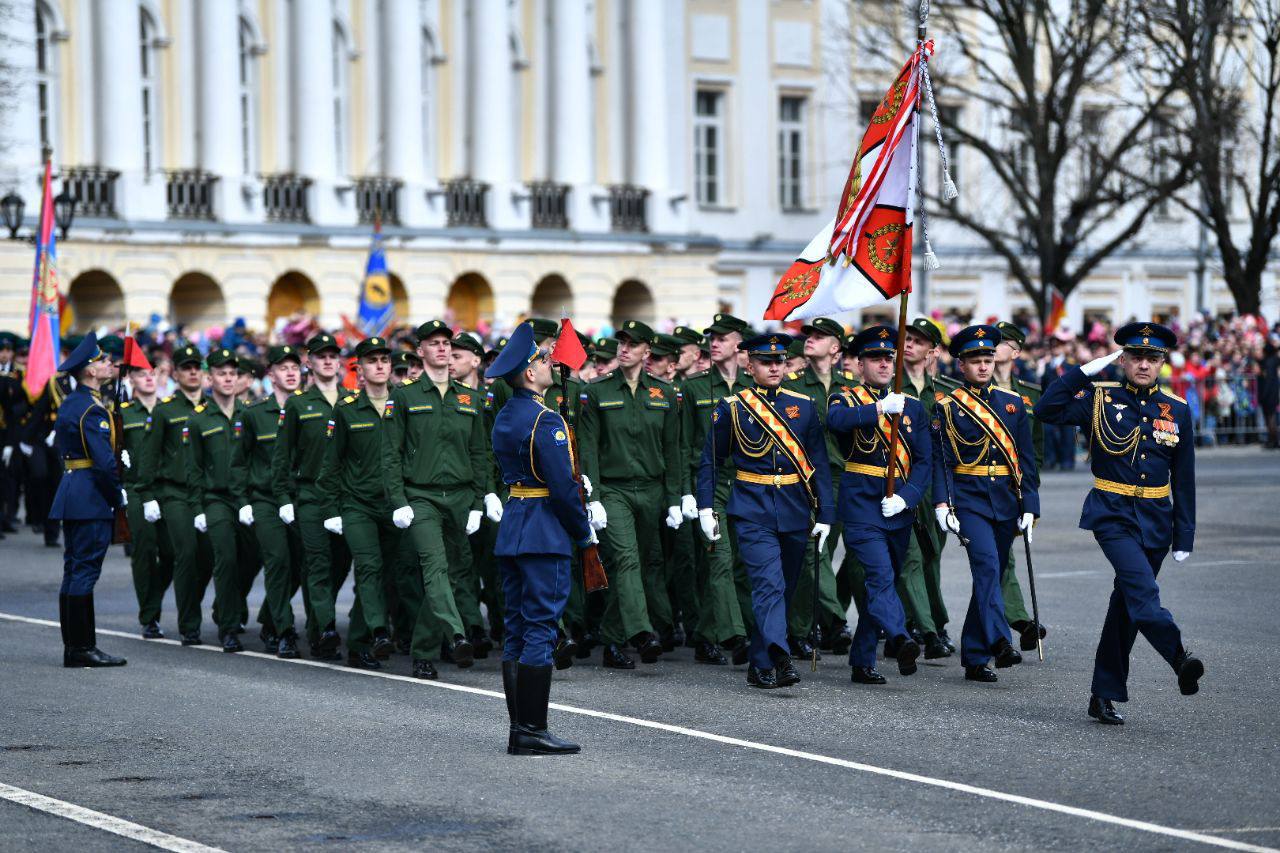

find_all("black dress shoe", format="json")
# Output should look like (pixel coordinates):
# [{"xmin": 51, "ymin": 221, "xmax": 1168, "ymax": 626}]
[
  {"xmin": 850, "ymin": 666, "xmax": 886, "ymax": 685},
  {"xmin": 923, "ymin": 632, "xmax": 950, "ymax": 659},
  {"xmin": 939, "ymin": 630, "xmax": 956, "ymax": 654},
  {"xmin": 992, "ymin": 638, "xmax": 1023, "ymax": 669},
  {"xmin": 830, "ymin": 624, "xmax": 853, "ymax": 656},
  {"xmin": 141, "ymin": 621, "xmax": 164, "ymax": 640},
  {"xmin": 895, "ymin": 637, "xmax": 921, "ymax": 676},
  {"xmin": 222, "ymin": 633, "xmax": 244, "ymax": 653},
  {"xmin": 450, "ymin": 636, "xmax": 476, "ymax": 668},
  {"xmin": 1088, "ymin": 694, "xmax": 1124, "ymax": 725},
  {"xmin": 747, "ymin": 665, "xmax": 778, "ymax": 689},
  {"xmin": 634, "ymin": 633, "xmax": 662, "ymax": 664},
  {"xmin": 180, "ymin": 632, "xmax": 203, "ymax": 646},
  {"xmin": 659, "ymin": 632, "xmax": 676, "ymax": 653},
  {"xmin": 318, "ymin": 628, "xmax": 341, "ymax": 653},
  {"xmin": 694, "ymin": 641, "xmax": 727, "ymax": 665},
  {"xmin": 602, "ymin": 644, "xmax": 635, "ymax": 669},
  {"xmin": 371, "ymin": 631, "xmax": 394, "ymax": 660},
  {"xmin": 470, "ymin": 627, "xmax": 494, "ymax": 659},
  {"xmin": 1015, "ymin": 620, "xmax": 1048, "ymax": 652},
  {"xmin": 789, "ymin": 635, "xmax": 817, "ymax": 660},
  {"xmin": 575, "ymin": 631, "xmax": 598, "ymax": 659},
  {"xmin": 64, "ymin": 646, "xmax": 127, "ymax": 668},
  {"xmin": 394, "ymin": 636, "xmax": 412, "ymax": 656},
  {"xmin": 259, "ymin": 627, "xmax": 278, "ymax": 654},
  {"xmin": 965, "ymin": 665, "xmax": 998, "ymax": 682},
  {"xmin": 276, "ymin": 631, "xmax": 300, "ymax": 659},
  {"xmin": 730, "ymin": 639, "xmax": 749, "ymax": 667},
  {"xmin": 552, "ymin": 638, "xmax": 577, "ymax": 671},
  {"xmin": 347, "ymin": 650, "xmax": 382, "ymax": 670},
  {"xmin": 1175, "ymin": 650, "xmax": 1204, "ymax": 695},
  {"xmin": 412, "ymin": 659, "xmax": 439, "ymax": 680},
  {"xmin": 774, "ymin": 656, "xmax": 801, "ymax": 688},
  {"xmin": 311, "ymin": 646, "xmax": 342, "ymax": 661}
]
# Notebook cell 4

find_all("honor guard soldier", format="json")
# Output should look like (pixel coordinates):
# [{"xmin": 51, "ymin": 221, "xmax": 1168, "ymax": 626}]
[
  {"xmin": 1035, "ymin": 322, "xmax": 1201, "ymax": 725},
  {"xmin": 136, "ymin": 344, "xmax": 213, "ymax": 646},
  {"xmin": 487, "ymin": 322, "xmax": 595, "ymax": 755},
  {"xmin": 826, "ymin": 326, "xmax": 933, "ymax": 684},
  {"xmin": 697, "ymin": 333, "xmax": 834, "ymax": 689},
  {"xmin": 931, "ymin": 325, "xmax": 1039, "ymax": 683},
  {"xmin": 50, "ymin": 333, "xmax": 127, "ymax": 667}
]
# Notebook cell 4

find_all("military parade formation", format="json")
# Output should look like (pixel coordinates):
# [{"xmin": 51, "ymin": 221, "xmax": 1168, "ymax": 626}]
[{"xmin": 0, "ymin": 311, "xmax": 1204, "ymax": 754}]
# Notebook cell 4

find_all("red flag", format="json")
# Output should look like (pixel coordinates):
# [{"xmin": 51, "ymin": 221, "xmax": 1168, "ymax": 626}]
[
  {"xmin": 122, "ymin": 336, "xmax": 153, "ymax": 372},
  {"xmin": 1045, "ymin": 287, "xmax": 1066, "ymax": 334},
  {"xmin": 25, "ymin": 158, "xmax": 60, "ymax": 399},
  {"xmin": 551, "ymin": 318, "xmax": 588, "ymax": 371}
]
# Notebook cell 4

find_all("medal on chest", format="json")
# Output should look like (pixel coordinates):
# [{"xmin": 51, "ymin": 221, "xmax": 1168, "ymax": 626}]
[{"xmin": 1152, "ymin": 418, "xmax": 1179, "ymax": 446}]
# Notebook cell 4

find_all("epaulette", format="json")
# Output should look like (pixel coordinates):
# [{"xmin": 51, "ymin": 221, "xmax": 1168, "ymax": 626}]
[
  {"xmin": 777, "ymin": 387, "xmax": 809, "ymax": 401},
  {"xmin": 591, "ymin": 370, "xmax": 617, "ymax": 384},
  {"xmin": 786, "ymin": 371, "xmax": 801, "ymax": 380},
  {"xmin": 934, "ymin": 374, "xmax": 961, "ymax": 389},
  {"xmin": 1158, "ymin": 387, "xmax": 1187, "ymax": 404},
  {"xmin": 645, "ymin": 371, "xmax": 673, "ymax": 386},
  {"xmin": 402, "ymin": 378, "xmax": 416, "ymax": 386},
  {"xmin": 685, "ymin": 369, "xmax": 710, "ymax": 380},
  {"xmin": 253, "ymin": 395, "xmax": 274, "ymax": 407},
  {"xmin": 1092, "ymin": 381, "xmax": 1120, "ymax": 388},
  {"xmin": 841, "ymin": 370, "xmax": 856, "ymax": 381},
  {"xmin": 901, "ymin": 391, "xmax": 919, "ymax": 401},
  {"xmin": 120, "ymin": 401, "xmax": 133, "ymax": 409},
  {"xmin": 194, "ymin": 403, "xmax": 206, "ymax": 413},
  {"xmin": 293, "ymin": 388, "xmax": 304, "ymax": 395},
  {"xmin": 1019, "ymin": 379, "xmax": 1041, "ymax": 391},
  {"xmin": 341, "ymin": 394, "xmax": 357, "ymax": 405},
  {"xmin": 161, "ymin": 395, "xmax": 174, "ymax": 403},
  {"xmin": 992, "ymin": 385, "xmax": 1022, "ymax": 399}
]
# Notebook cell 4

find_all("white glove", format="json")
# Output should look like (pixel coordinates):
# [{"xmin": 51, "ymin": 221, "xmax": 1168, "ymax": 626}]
[
  {"xmin": 680, "ymin": 494, "xmax": 698, "ymax": 519},
  {"xmin": 484, "ymin": 492, "xmax": 503, "ymax": 523},
  {"xmin": 581, "ymin": 474, "xmax": 593, "ymax": 497},
  {"xmin": 18, "ymin": 442, "xmax": 33, "ymax": 457},
  {"xmin": 881, "ymin": 494, "xmax": 907, "ymax": 517},
  {"xmin": 811, "ymin": 522, "xmax": 831, "ymax": 550},
  {"xmin": 935, "ymin": 505, "xmax": 960, "ymax": 535},
  {"xmin": 392, "ymin": 505, "xmax": 414, "ymax": 529},
  {"xmin": 45, "ymin": 430, "xmax": 55, "ymax": 447},
  {"xmin": 193, "ymin": 513, "xmax": 207, "ymax": 533},
  {"xmin": 120, "ymin": 489, "xmax": 128, "ymax": 506},
  {"xmin": 238, "ymin": 505, "xmax": 254, "ymax": 526},
  {"xmin": 120, "ymin": 449, "xmax": 131, "ymax": 469},
  {"xmin": 665, "ymin": 505, "xmax": 683, "ymax": 529},
  {"xmin": 879, "ymin": 392, "xmax": 906, "ymax": 416},
  {"xmin": 1081, "ymin": 349, "xmax": 1122, "ymax": 377},
  {"xmin": 1018, "ymin": 512, "xmax": 1035, "ymax": 543},
  {"xmin": 698, "ymin": 507, "xmax": 720, "ymax": 542},
  {"xmin": 587, "ymin": 501, "xmax": 607, "ymax": 531},
  {"xmin": 2, "ymin": 446, "xmax": 12, "ymax": 466},
  {"xmin": 1173, "ymin": 550, "xmax": 1190, "ymax": 563},
  {"xmin": 323, "ymin": 516, "xmax": 343, "ymax": 535},
  {"xmin": 466, "ymin": 509, "xmax": 482, "ymax": 536},
  {"xmin": 278, "ymin": 503, "xmax": 295, "ymax": 525},
  {"xmin": 584, "ymin": 528, "xmax": 599, "ymax": 546},
  {"xmin": 143, "ymin": 500, "xmax": 161, "ymax": 523}
]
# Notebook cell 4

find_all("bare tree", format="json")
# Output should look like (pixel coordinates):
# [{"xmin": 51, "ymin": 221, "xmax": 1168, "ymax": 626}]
[{"xmin": 1143, "ymin": 0, "xmax": 1280, "ymax": 316}]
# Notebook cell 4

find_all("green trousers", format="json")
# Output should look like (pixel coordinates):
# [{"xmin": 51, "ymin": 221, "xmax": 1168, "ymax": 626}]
[
  {"xmin": 156, "ymin": 492, "xmax": 212, "ymax": 636},
  {"xmin": 341, "ymin": 502, "xmax": 400, "ymax": 653},
  {"xmin": 1003, "ymin": 550, "xmax": 1031, "ymax": 625},
  {"xmin": 598, "ymin": 480, "xmax": 662, "ymax": 645},
  {"xmin": 296, "ymin": 482, "xmax": 351, "ymax": 637},
  {"xmin": 406, "ymin": 488, "xmax": 470, "ymax": 660},
  {"xmin": 475, "ymin": 517, "xmax": 505, "ymax": 637},
  {"xmin": 384, "ymin": 530, "xmax": 420, "ymax": 643},
  {"xmin": 666, "ymin": 522, "xmax": 700, "ymax": 637},
  {"xmin": 127, "ymin": 499, "xmax": 172, "ymax": 626},
  {"xmin": 204, "ymin": 497, "xmax": 253, "ymax": 636},
  {"xmin": 251, "ymin": 498, "xmax": 309, "ymax": 638},
  {"xmin": 898, "ymin": 504, "xmax": 949, "ymax": 635},
  {"xmin": 693, "ymin": 477, "xmax": 746, "ymax": 646}
]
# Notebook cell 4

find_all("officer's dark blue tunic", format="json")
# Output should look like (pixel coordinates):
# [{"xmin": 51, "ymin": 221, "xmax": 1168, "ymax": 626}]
[
  {"xmin": 697, "ymin": 387, "xmax": 834, "ymax": 671},
  {"xmin": 49, "ymin": 383, "xmax": 122, "ymax": 596},
  {"xmin": 1035, "ymin": 364, "xmax": 1194, "ymax": 702},
  {"xmin": 932, "ymin": 381, "xmax": 1040, "ymax": 667},
  {"xmin": 491, "ymin": 387, "xmax": 593, "ymax": 667},
  {"xmin": 827, "ymin": 385, "xmax": 932, "ymax": 668}
]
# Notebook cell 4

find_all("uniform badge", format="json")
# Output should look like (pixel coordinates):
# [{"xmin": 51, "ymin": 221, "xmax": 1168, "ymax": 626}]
[
  {"xmin": 649, "ymin": 387, "xmax": 664, "ymax": 400},
  {"xmin": 98, "ymin": 419, "xmax": 109, "ymax": 430},
  {"xmin": 456, "ymin": 393, "xmax": 471, "ymax": 406},
  {"xmin": 785, "ymin": 405, "xmax": 800, "ymax": 419},
  {"xmin": 384, "ymin": 399, "xmax": 396, "ymax": 419},
  {"xmin": 1158, "ymin": 402, "xmax": 1173, "ymax": 420},
  {"xmin": 935, "ymin": 391, "xmax": 945, "ymax": 402},
  {"xmin": 278, "ymin": 409, "xmax": 287, "ymax": 426},
  {"xmin": 233, "ymin": 420, "xmax": 243, "ymax": 437},
  {"xmin": 181, "ymin": 426, "xmax": 189, "ymax": 445},
  {"xmin": 1022, "ymin": 395, "xmax": 1032, "ymax": 406},
  {"xmin": 1005, "ymin": 403, "xmax": 1017, "ymax": 413},
  {"xmin": 712, "ymin": 409, "xmax": 720, "ymax": 423},
  {"xmin": 326, "ymin": 419, "xmax": 335, "ymax": 438},
  {"xmin": 553, "ymin": 429, "xmax": 568, "ymax": 446},
  {"xmin": 1074, "ymin": 390, "xmax": 1086, "ymax": 399}
]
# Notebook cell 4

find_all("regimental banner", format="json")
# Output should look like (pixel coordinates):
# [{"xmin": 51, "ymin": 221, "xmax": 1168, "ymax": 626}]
[{"xmin": 25, "ymin": 158, "xmax": 60, "ymax": 400}]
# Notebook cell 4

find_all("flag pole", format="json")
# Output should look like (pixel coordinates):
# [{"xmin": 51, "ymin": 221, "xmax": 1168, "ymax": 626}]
[{"xmin": 885, "ymin": 2, "xmax": 929, "ymax": 499}]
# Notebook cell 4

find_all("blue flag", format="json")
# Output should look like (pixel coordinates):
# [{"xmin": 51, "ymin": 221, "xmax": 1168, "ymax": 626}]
[{"xmin": 357, "ymin": 228, "xmax": 395, "ymax": 336}]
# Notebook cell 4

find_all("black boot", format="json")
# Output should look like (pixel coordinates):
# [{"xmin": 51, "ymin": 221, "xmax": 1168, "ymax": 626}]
[
  {"xmin": 552, "ymin": 636, "xmax": 577, "ymax": 671},
  {"xmin": 1088, "ymin": 694, "xmax": 1124, "ymax": 725},
  {"xmin": 64, "ymin": 595, "xmax": 126, "ymax": 668},
  {"xmin": 501, "ymin": 660, "xmax": 518, "ymax": 751},
  {"xmin": 922, "ymin": 631, "xmax": 950, "ymax": 659},
  {"xmin": 1013, "ymin": 620, "xmax": 1048, "ymax": 652},
  {"xmin": 746, "ymin": 664, "xmax": 778, "ymax": 689},
  {"xmin": 602, "ymin": 644, "xmax": 635, "ymax": 669},
  {"xmin": 850, "ymin": 666, "xmax": 887, "ymax": 685},
  {"xmin": 59, "ymin": 593, "xmax": 71, "ymax": 665},
  {"xmin": 632, "ymin": 632, "xmax": 662, "ymax": 664},
  {"xmin": 895, "ymin": 636, "xmax": 921, "ymax": 676},
  {"xmin": 694, "ymin": 641, "xmax": 727, "ymax": 665},
  {"xmin": 509, "ymin": 664, "xmax": 579, "ymax": 756},
  {"xmin": 141, "ymin": 620, "xmax": 164, "ymax": 640},
  {"xmin": 1175, "ymin": 648, "xmax": 1205, "ymax": 696},
  {"xmin": 276, "ymin": 630, "xmax": 300, "ymax": 659},
  {"xmin": 992, "ymin": 638, "xmax": 1023, "ymax": 669}
]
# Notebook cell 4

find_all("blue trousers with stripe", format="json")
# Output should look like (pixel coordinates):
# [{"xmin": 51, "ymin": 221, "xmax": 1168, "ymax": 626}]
[
  {"xmin": 843, "ymin": 523, "xmax": 911, "ymax": 668},
  {"xmin": 955, "ymin": 509, "xmax": 1016, "ymax": 667},
  {"xmin": 735, "ymin": 520, "xmax": 808, "ymax": 671}
]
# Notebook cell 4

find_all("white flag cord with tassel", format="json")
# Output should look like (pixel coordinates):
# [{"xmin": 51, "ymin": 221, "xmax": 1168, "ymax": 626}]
[{"xmin": 918, "ymin": 45, "xmax": 955, "ymax": 272}]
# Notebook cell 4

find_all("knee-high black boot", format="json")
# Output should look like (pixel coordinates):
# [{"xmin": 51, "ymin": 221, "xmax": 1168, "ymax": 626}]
[
  {"xmin": 59, "ymin": 593, "xmax": 71, "ymax": 665},
  {"xmin": 502, "ymin": 660, "xmax": 519, "ymax": 753},
  {"xmin": 64, "ymin": 595, "xmax": 126, "ymax": 668},
  {"xmin": 510, "ymin": 663, "xmax": 579, "ymax": 756}
]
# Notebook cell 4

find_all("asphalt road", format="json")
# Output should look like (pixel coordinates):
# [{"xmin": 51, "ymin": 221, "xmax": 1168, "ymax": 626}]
[{"xmin": 1, "ymin": 448, "xmax": 1278, "ymax": 852}]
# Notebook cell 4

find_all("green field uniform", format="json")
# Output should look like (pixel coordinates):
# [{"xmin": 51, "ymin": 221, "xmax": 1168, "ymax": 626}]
[
  {"xmin": 273, "ymin": 383, "xmax": 352, "ymax": 639},
  {"xmin": 383, "ymin": 376, "xmax": 488, "ymax": 661},
  {"xmin": 996, "ymin": 373, "xmax": 1044, "ymax": 628},
  {"xmin": 579, "ymin": 366, "xmax": 681, "ymax": 648},
  {"xmin": 319, "ymin": 389, "xmax": 399, "ymax": 655},
  {"xmin": 188, "ymin": 395, "xmax": 253, "ymax": 638},
  {"xmin": 119, "ymin": 398, "xmax": 172, "ymax": 627}
]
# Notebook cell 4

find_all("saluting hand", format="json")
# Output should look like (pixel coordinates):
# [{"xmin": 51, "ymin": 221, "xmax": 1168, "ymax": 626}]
[{"xmin": 1081, "ymin": 349, "xmax": 1122, "ymax": 377}]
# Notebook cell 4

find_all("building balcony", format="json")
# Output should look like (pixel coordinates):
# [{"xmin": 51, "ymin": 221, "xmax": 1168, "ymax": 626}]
[
  {"xmin": 355, "ymin": 176, "xmax": 402, "ymax": 226},
  {"xmin": 445, "ymin": 178, "xmax": 488, "ymax": 228},
  {"xmin": 528, "ymin": 181, "xmax": 570, "ymax": 230},
  {"xmin": 61, "ymin": 167, "xmax": 119, "ymax": 218},
  {"xmin": 262, "ymin": 173, "xmax": 311, "ymax": 223},
  {"xmin": 608, "ymin": 184, "xmax": 648, "ymax": 233},
  {"xmin": 165, "ymin": 170, "xmax": 217, "ymax": 220}
]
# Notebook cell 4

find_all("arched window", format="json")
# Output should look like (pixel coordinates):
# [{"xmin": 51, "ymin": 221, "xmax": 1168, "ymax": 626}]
[
  {"xmin": 139, "ymin": 8, "xmax": 161, "ymax": 175},
  {"xmin": 35, "ymin": 2, "xmax": 59, "ymax": 153},
  {"xmin": 332, "ymin": 22, "xmax": 349, "ymax": 176},
  {"xmin": 238, "ymin": 17, "xmax": 259, "ymax": 175}
]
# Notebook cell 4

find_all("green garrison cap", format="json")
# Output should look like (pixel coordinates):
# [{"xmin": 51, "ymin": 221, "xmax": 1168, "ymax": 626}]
[
  {"xmin": 206, "ymin": 347, "xmax": 238, "ymax": 369},
  {"xmin": 527, "ymin": 318, "xmax": 561, "ymax": 343},
  {"xmin": 671, "ymin": 325, "xmax": 705, "ymax": 346},
  {"xmin": 355, "ymin": 336, "xmax": 393, "ymax": 358},
  {"xmin": 98, "ymin": 335, "xmax": 124, "ymax": 358},
  {"xmin": 415, "ymin": 319, "xmax": 451, "ymax": 341},
  {"xmin": 592, "ymin": 337, "xmax": 619, "ymax": 360},
  {"xmin": 0, "ymin": 331, "xmax": 17, "ymax": 348},
  {"xmin": 615, "ymin": 320, "xmax": 656, "ymax": 345},
  {"xmin": 650, "ymin": 334, "xmax": 682, "ymax": 357},
  {"xmin": 267, "ymin": 344, "xmax": 302, "ymax": 365},
  {"xmin": 800, "ymin": 317, "xmax": 844, "ymax": 340},
  {"xmin": 393, "ymin": 350, "xmax": 422, "ymax": 370},
  {"xmin": 173, "ymin": 344, "xmax": 204, "ymax": 367},
  {"xmin": 306, "ymin": 332, "xmax": 340, "ymax": 354},
  {"xmin": 786, "ymin": 337, "xmax": 807, "ymax": 358},
  {"xmin": 995, "ymin": 321, "xmax": 1027, "ymax": 346},
  {"xmin": 242, "ymin": 359, "xmax": 266, "ymax": 379},
  {"xmin": 704, "ymin": 313, "xmax": 751, "ymax": 336},
  {"xmin": 451, "ymin": 333, "xmax": 485, "ymax": 356},
  {"xmin": 907, "ymin": 317, "xmax": 944, "ymax": 347}
]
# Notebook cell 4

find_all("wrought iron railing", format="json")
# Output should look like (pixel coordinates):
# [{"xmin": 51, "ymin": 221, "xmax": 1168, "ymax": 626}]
[
  {"xmin": 61, "ymin": 167, "xmax": 119, "ymax": 218},
  {"xmin": 445, "ymin": 178, "xmax": 488, "ymax": 228},
  {"xmin": 165, "ymin": 170, "xmax": 217, "ymax": 220},
  {"xmin": 355, "ymin": 176, "xmax": 402, "ymax": 225},
  {"xmin": 608, "ymin": 184, "xmax": 648, "ymax": 232},
  {"xmin": 528, "ymin": 181, "xmax": 569, "ymax": 230},
  {"xmin": 261, "ymin": 173, "xmax": 311, "ymax": 223}
]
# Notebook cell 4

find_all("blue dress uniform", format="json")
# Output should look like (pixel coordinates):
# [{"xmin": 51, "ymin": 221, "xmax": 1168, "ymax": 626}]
[
  {"xmin": 49, "ymin": 333, "xmax": 127, "ymax": 668},
  {"xmin": 1034, "ymin": 322, "xmax": 1201, "ymax": 724},
  {"xmin": 487, "ymin": 322, "xmax": 592, "ymax": 755},
  {"xmin": 931, "ymin": 325, "xmax": 1040, "ymax": 680},
  {"xmin": 697, "ymin": 334, "xmax": 834, "ymax": 688},
  {"xmin": 826, "ymin": 326, "xmax": 933, "ymax": 682}
]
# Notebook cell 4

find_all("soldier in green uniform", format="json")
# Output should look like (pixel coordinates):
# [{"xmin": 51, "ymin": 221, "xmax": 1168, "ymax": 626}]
[
  {"xmin": 591, "ymin": 337, "xmax": 618, "ymax": 376},
  {"xmin": 272, "ymin": 332, "xmax": 349, "ymax": 660},
  {"xmin": 667, "ymin": 325, "xmax": 711, "ymax": 648},
  {"xmin": 679, "ymin": 313, "xmax": 753, "ymax": 666},
  {"xmin": 383, "ymin": 320, "xmax": 491, "ymax": 679},
  {"xmin": 993, "ymin": 321, "xmax": 1048, "ymax": 651},
  {"xmin": 385, "ymin": 348, "xmax": 427, "ymax": 653},
  {"xmin": 136, "ymin": 344, "xmax": 212, "ymax": 646},
  {"xmin": 187, "ymin": 348, "xmax": 253, "ymax": 652},
  {"xmin": 578, "ymin": 319, "xmax": 686, "ymax": 668},
  {"xmin": 319, "ymin": 337, "xmax": 399, "ymax": 669},
  {"xmin": 783, "ymin": 317, "xmax": 857, "ymax": 658},
  {"xmin": 235, "ymin": 344, "xmax": 309, "ymax": 658},
  {"xmin": 118, "ymin": 358, "xmax": 172, "ymax": 639}
]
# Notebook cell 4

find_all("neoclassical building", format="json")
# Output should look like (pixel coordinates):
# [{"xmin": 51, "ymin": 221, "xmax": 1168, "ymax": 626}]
[{"xmin": 0, "ymin": 0, "xmax": 1272, "ymax": 337}]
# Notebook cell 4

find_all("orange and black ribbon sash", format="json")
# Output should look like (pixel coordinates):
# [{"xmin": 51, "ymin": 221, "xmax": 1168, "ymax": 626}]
[
  {"xmin": 736, "ymin": 388, "xmax": 816, "ymax": 499},
  {"xmin": 950, "ymin": 388, "xmax": 1022, "ymax": 484},
  {"xmin": 849, "ymin": 385, "xmax": 911, "ymax": 479}
]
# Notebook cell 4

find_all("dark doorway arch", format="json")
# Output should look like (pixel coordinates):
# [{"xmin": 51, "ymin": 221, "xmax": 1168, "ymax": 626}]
[
  {"xmin": 446, "ymin": 272, "xmax": 494, "ymax": 330},
  {"xmin": 611, "ymin": 279, "xmax": 655, "ymax": 328},
  {"xmin": 170, "ymin": 272, "xmax": 226, "ymax": 329},
  {"xmin": 267, "ymin": 270, "xmax": 320, "ymax": 328},
  {"xmin": 67, "ymin": 270, "xmax": 125, "ymax": 332}
]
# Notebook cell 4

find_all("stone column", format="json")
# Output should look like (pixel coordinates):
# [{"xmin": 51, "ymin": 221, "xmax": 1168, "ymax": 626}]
[
  {"xmin": 549, "ymin": 0, "xmax": 605, "ymax": 231},
  {"xmin": 628, "ymin": 0, "xmax": 683, "ymax": 232},
  {"xmin": 382, "ymin": 0, "xmax": 436, "ymax": 225},
  {"xmin": 470, "ymin": 0, "xmax": 525, "ymax": 228},
  {"xmin": 95, "ymin": 0, "xmax": 151, "ymax": 219},
  {"xmin": 290, "ymin": 0, "xmax": 350, "ymax": 225},
  {"xmin": 195, "ymin": 0, "xmax": 250, "ymax": 222}
]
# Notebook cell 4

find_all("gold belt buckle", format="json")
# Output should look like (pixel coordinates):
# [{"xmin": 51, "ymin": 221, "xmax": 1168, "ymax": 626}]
[{"xmin": 772, "ymin": 474, "xmax": 781, "ymax": 487}]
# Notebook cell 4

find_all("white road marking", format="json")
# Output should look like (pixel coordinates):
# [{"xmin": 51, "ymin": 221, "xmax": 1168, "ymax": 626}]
[
  {"xmin": 1183, "ymin": 560, "xmax": 1251, "ymax": 568},
  {"xmin": 1037, "ymin": 570, "xmax": 1101, "ymax": 578},
  {"xmin": 0, "ymin": 781, "xmax": 226, "ymax": 853},
  {"xmin": 1192, "ymin": 829, "xmax": 1280, "ymax": 835},
  {"xmin": 2, "ymin": 611, "xmax": 1275, "ymax": 853}
]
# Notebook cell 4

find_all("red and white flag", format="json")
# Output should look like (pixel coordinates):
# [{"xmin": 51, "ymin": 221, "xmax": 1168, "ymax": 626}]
[{"xmin": 764, "ymin": 41, "xmax": 933, "ymax": 322}]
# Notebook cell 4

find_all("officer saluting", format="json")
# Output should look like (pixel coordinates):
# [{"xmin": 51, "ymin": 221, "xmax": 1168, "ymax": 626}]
[
  {"xmin": 50, "ymin": 332, "xmax": 126, "ymax": 667},
  {"xmin": 1035, "ymin": 322, "xmax": 1201, "ymax": 725},
  {"xmin": 487, "ymin": 322, "xmax": 594, "ymax": 756}
]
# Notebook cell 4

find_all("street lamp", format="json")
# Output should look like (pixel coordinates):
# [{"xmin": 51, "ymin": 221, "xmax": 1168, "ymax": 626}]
[
  {"xmin": 54, "ymin": 187, "xmax": 77, "ymax": 241},
  {"xmin": 0, "ymin": 191, "xmax": 24, "ymax": 239}
]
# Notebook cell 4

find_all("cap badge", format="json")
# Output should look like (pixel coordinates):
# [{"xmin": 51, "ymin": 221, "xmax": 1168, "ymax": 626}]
[
  {"xmin": 878, "ymin": 329, "xmax": 889, "ymax": 338},
  {"xmin": 975, "ymin": 328, "xmax": 986, "ymax": 338}
]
